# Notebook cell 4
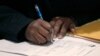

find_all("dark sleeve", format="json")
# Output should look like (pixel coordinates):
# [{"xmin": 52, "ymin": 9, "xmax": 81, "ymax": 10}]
[{"xmin": 0, "ymin": 6, "xmax": 33, "ymax": 42}]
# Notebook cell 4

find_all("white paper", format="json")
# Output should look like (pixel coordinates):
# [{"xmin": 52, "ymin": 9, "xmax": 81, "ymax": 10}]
[
  {"xmin": 0, "ymin": 51, "xmax": 22, "ymax": 56},
  {"xmin": 0, "ymin": 36, "xmax": 99, "ymax": 56}
]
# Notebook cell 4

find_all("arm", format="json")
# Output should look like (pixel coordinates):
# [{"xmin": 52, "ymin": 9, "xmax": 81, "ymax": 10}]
[
  {"xmin": 0, "ymin": 6, "xmax": 53, "ymax": 45},
  {"xmin": 0, "ymin": 6, "xmax": 33, "ymax": 42}
]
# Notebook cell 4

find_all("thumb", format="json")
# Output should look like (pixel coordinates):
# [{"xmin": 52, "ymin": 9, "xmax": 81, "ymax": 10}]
[{"xmin": 69, "ymin": 23, "xmax": 76, "ymax": 34}]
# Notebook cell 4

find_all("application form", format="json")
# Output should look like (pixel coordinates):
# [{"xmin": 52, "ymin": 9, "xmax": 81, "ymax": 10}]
[{"xmin": 0, "ymin": 36, "xmax": 99, "ymax": 56}]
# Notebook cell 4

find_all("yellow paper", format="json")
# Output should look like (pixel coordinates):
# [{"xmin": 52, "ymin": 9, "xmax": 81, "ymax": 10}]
[{"xmin": 75, "ymin": 19, "xmax": 100, "ymax": 40}]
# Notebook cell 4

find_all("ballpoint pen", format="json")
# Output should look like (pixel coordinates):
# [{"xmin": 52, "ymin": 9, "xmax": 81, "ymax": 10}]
[
  {"xmin": 35, "ymin": 4, "xmax": 43, "ymax": 19},
  {"xmin": 35, "ymin": 4, "xmax": 54, "ymax": 42}
]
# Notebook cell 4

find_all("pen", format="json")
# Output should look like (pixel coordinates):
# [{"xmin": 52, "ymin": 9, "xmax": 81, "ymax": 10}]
[
  {"xmin": 35, "ymin": 4, "xmax": 43, "ymax": 20},
  {"xmin": 35, "ymin": 4, "xmax": 54, "ymax": 42}
]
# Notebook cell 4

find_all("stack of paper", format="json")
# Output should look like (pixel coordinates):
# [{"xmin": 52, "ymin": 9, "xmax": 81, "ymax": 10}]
[
  {"xmin": 0, "ymin": 36, "xmax": 99, "ymax": 56},
  {"xmin": 0, "ymin": 52, "xmax": 21, "ymax": 56}
]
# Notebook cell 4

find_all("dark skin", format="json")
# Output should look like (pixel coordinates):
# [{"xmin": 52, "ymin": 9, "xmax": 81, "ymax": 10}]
[{"xmin": 25, "ymin": 17, "xmax": 75, "ymax": 45}]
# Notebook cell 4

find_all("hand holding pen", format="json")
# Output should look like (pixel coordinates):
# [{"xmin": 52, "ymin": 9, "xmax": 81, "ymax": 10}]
[
  {"xmin": 25, "ymin": 4, "xmax": 53, "ymax": 45},
  {"xmin": 25, "ymin": 5, "xmax": 75, "ymax": 45},
  {"xmin": 35, "ymin": 4, "xmax": 54, "ymax": 43},
  {"xmin": 35, "ymin": 4, "xmax": 75, "ymax": 42}
]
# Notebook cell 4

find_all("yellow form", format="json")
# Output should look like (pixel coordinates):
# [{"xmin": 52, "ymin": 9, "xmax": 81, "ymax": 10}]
[{"xmin": 75, "ymin": 19, "xmax": 100, "ymax": 40}]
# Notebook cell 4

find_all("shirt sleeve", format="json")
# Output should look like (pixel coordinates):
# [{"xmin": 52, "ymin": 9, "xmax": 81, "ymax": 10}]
[{"xmin": 0, "ymin": 6, "xmax": 33, "ymax": 42}]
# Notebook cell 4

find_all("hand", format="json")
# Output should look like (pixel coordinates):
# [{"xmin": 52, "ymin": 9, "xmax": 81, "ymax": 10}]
[
  {"xmin": 25, "ymin": 19, "xmax": 52, "ymax": 45},
  {"xmin": 50, "ymin": 17, "xmax": 75, "ymax": 39}
]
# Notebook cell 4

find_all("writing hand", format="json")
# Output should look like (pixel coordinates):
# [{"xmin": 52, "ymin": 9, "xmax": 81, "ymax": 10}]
[{"xmin": 25, "ymin": 19, "xmax": 52, "ymax": 45}]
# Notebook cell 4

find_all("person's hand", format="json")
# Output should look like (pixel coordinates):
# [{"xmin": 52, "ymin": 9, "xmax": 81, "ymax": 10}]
[
  {"xmin": 50, "ymin": 17, "xmax": 75, "ymax": 39},
  {"xmin": 25, "ymin": 19, "xmax": 52, "ymax": 45}
]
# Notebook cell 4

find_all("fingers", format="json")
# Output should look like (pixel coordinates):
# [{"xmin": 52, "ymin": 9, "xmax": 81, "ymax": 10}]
[
  {"xmin": 50, "ymin": 17, "xmax": 62, "ymax": 27},
  {"xmin": 50, "ymin": 17, "xmax": 75, "ymax": 39},
  {"xmin": 25, "ymin": 29, "xmax": 38, "ymax": 44},
  {"xmin": 37, "ymin": 25, "xmax": 51, "ymax": 42},
  {"xmin": 50, "ymin": 17, "xmax": 64, "ymax": 37},
  {"xmin": 39, "ymin": 19, "xmax": 51, "ymax": 31},
  {"xmin": 25, "ymin": 19, "xmax": 52, "ymax": 45},
  {"xmin": 54, "ymin": 19, "xmax": 63, "ymax": 37},
  {"xmin": 38, "ymin": 19, "xmax": 52, "ymax": 41},
  {"xmin": 25, "ymin": 17, "xmax": 76, "ymax": 44},
  {"xmin": 58, "ymin": 23, "xmax": 68, "ymax": 39},
  {"xmin": 32, "ymin": 31, "xmax": 47, "ymax": 44},
  {"xmin": 50, "ymin": 20, "xmax": 56, "ymax": 28},
  {"xmin": 69, "ymin": 23, "xmax": 76, "ymax": 34},
  {"xmin": 25, "ymin": 26, "xmax": 47, "ymax": 44}
]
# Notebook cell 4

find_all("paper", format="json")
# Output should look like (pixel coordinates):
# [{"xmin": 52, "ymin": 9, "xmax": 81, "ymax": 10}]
[
  {"xmin": 75, "ymin": 19, "xmax": 100, "ymax": 40},
  {"xmin": 0, "ymin": 52, "xmax": 21, "ymax": 56},
  {"xmin": 0, "ymin": 36, "xmax": 99, "ymax": 56},
  {"xmin": 86, "ymin": 45, "xmax": 100, "ymax": 56}
]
